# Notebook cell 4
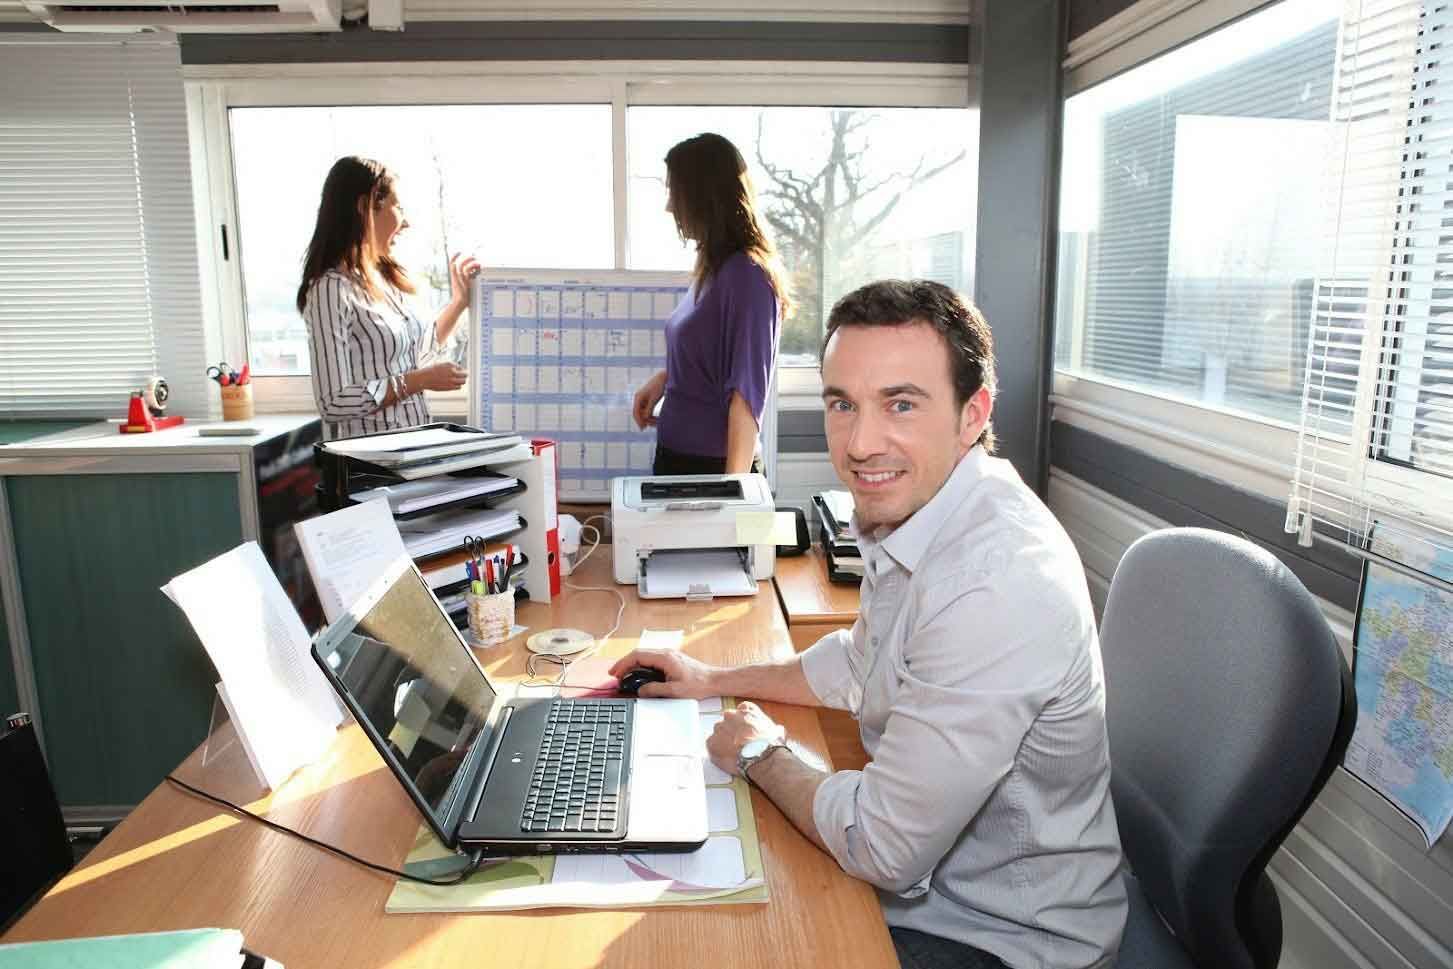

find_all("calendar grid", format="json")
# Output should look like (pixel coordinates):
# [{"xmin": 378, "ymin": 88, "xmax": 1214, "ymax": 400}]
[{"xmin": 470, "ymin": 271, "xmax": 691, "ymax": 502}]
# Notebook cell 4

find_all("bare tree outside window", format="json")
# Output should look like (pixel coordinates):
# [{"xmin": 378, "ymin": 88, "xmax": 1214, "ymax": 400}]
[
  {"xmin": 754, "ymin": 110, "xmax": 967, "ymax": 358},
  {"xmin": 628, "ymin": 105, "xmax": 978, "ymax": 366}
]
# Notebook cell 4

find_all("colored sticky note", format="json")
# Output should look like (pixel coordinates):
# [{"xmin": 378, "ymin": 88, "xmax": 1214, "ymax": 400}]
[{"xmin": 735, "ymin": 511, "xmax": 797, "ymax": 547}]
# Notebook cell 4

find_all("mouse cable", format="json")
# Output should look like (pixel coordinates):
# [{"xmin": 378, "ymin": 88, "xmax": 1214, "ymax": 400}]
[{"xmin": 164, "ymin": 774, "xmax": 485, "ymax": 887}]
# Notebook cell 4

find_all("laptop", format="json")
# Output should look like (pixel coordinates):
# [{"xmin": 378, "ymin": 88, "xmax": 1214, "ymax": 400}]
[{"xmin": 310, "ymin": 556, "xmax": 708, "ymax": 856}]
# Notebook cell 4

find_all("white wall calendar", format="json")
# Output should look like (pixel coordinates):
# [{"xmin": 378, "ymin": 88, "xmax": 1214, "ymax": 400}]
[{"xmin": 469, "ymin": 270, "xmax": 689, "ymax": 501}]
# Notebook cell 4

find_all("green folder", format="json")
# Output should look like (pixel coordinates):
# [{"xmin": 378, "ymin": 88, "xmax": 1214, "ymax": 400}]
[{"xmin": 0, "ymin": 928, "xmax": 248, "ymax": 968}]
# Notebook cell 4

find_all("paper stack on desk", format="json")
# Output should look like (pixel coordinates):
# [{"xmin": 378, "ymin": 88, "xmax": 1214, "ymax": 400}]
[
  {"xmin": 396, "ymin": 506, "xmax": 522, "ymax": 559},
  {"xmin": 320, "ymin": 426, "xmax": 522, "ymax": 466},
  {"xmin": 812, "ymin": 490, "xmax": 863, "ymax": 581},
  {"xmin": 162, "ymin": 543, "xmax": 343, "ymax": 790},
  {"xmin": 349, "ymin": 474, "xmax": 519, "ymax": 515},
  {"xmin": 320, "ymin": 426, "xmax": 531, "ymax": 479}
]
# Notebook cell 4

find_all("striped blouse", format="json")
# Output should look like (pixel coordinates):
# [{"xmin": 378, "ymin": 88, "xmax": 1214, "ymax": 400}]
[{"xmin": 301, "ymin": 269, "xmax": 451, "ymax": 440}]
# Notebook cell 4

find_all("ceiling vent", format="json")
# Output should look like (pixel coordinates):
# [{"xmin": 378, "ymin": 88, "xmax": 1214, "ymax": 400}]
[{"xmin": 21, "ymin": 0, "xmax": 341, "ymax": 32}]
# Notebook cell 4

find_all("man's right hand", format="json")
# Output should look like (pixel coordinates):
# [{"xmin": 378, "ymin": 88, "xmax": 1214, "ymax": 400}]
[
  {"xmin": 632, "ymin": 369, "xmax": 668, "ymax": 429},
  {"xmin": 608, "ymin": 648, "xmax": 719, "ymax": 699},
  {"xmin": 413, "ymin": 362, "xmax": 467, "ymax": 392}
]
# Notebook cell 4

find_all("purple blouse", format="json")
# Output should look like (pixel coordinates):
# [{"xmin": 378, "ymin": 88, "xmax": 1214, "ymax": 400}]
[{"xmin": 657, "ymin": 252, "xmax": 780, "ymax": 458}]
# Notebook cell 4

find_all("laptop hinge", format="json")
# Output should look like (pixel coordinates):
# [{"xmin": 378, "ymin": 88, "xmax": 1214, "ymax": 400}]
[{"xmin": 460, "ymin": 705, "xmax": 512, "ymax": 830}]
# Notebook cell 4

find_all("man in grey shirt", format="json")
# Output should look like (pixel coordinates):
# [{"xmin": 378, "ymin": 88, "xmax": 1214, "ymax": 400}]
[{"xmin": 611, "ymin": 280, "xmax": 1127, "ymax": 968}]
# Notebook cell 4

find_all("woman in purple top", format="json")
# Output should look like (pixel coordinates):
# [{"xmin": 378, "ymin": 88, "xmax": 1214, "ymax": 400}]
[{"xmin": 632, "ymin": 133, "xmax": 792, "ymax": 475}]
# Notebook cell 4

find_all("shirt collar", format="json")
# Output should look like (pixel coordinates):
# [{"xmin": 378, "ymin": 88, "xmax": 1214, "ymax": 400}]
[{"xmin": 855, "ymin": 445, "xmax": 991, "ymax": 574}]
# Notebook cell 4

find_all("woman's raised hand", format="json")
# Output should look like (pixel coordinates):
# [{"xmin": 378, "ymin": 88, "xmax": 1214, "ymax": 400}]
[
  {"xmin": 414, "ymin": 362, "xmax": 468, "ymax": 392},
  {"xmin": 447, "ymin": 252, "xmax": 481, "ymax": 309}
]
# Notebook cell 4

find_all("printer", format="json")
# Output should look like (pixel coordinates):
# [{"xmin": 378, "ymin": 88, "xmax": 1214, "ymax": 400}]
[{"xmin": 612, "ymin": 473, "xmax": 776, "ymax": 600}]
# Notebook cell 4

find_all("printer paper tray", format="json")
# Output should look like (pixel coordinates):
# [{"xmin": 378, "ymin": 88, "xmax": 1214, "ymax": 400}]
[{"xmin": 639, "ymin": 549, "xmax": 756, "ymax": 600}]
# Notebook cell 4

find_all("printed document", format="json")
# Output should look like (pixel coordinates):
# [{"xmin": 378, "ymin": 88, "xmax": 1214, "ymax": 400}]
[
  {"xmin": 162, "ymin": 543, "xmax": 342, "ymax": 789},
  {"xmin": 295, "ymin": 498, "xmax": 411, "ymax": 624}
]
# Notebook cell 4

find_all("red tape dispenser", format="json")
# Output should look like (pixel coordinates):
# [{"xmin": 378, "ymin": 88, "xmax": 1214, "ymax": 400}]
[{"xmin": 120, "ymin": 376, "xmax": 185, "ymax": 434}]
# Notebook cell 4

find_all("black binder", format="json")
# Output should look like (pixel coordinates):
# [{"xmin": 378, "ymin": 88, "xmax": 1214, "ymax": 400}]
[{"xmin": 811, "ymin": 494, "xmax": 863, "ymax": 584}]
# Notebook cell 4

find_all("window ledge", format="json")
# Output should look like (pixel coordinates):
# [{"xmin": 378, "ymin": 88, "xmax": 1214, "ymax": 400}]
[{"xmin": 1051, "ymin": 371, "xmax": 1298, "ymax": 502}]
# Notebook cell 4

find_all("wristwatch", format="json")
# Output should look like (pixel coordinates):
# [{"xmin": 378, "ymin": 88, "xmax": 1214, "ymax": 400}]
[{"xmin": 737, "ymin": 738, "xmax": 789, "ymax": 781}]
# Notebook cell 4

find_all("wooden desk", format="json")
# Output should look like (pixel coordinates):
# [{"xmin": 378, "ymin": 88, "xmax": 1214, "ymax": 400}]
[
  {"xmin": 3, "ymin": 554, "xmax": 895, "ymax": 968},
  {"xmin": 772, "ymin": 549, "xmax": 869, "ymax": 773}
]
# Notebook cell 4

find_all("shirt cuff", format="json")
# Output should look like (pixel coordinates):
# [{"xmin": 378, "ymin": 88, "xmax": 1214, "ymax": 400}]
[
  {"xmin": 365, "ymin": 377, "xmax": 388, "ymax": 407},
  {"xmin": 811, "ymin": 769, "xmax": 932, "ymax": 899},
  {"xmin": 800, "ymin": 629, "xmax": 860, "ymax": 711}
]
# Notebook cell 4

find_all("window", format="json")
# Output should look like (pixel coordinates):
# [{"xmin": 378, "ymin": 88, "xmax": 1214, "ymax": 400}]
[
  {"xmin": 230, "ymin": 104, "xmax": 614, "ymax": 376},
  {"xmin": 627, "ymin": 105, "xmax": 978, "ymax": 367},
  {"xmin": 192, "ymin": 64, "xmax": 975, "ymax": 415},
  {"xmin": 1054, "ymin": 0, "xmax": 1340, "ymax": 427}
]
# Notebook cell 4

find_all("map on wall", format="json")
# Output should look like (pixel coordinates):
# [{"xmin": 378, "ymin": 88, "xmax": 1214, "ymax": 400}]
[{"xmin": 1343, "ymin": 524, "xmax": 1453, "ymax": 846}]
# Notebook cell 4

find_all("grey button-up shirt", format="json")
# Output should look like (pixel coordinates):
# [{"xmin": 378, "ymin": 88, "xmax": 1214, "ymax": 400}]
[{"xmin": 800, "ymin": 446, "xmax": 1127, "ymax": 969}]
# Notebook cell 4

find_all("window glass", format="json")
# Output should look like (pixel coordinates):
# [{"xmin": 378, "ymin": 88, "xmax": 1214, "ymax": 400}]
[
  {"xmin": 230, "ymin": 105, "xmax": 613, "ymax": 376},
  {"xmin": 1054, "ymin": 0, "xmax": 1339, "ymax": 424},
  {"xmin": 627, "ymin": 106, "xmax": 978, "ymax": 366}
]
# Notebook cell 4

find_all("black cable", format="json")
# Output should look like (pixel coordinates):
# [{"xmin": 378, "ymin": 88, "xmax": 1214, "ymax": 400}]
[{"xmin": 165, "ymin": 774, "xmax": 485, "ymax": 887}]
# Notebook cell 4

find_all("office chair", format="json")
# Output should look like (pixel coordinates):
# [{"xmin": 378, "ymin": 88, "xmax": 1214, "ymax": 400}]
[{"xmin": 1101, "ymin": 528, "xmax": 1355, "ymax": 969}]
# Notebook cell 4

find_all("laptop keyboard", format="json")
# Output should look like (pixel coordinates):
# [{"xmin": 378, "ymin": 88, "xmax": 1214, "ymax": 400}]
[{"xmin": 520, "ymin": 699, "xmax": 631, "ymax": 834}]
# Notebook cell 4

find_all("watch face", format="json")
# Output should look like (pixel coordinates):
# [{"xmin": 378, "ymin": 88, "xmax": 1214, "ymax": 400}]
[{"xmin": 740, "ymin": 739, "xmax": 770, "ymax": 760}]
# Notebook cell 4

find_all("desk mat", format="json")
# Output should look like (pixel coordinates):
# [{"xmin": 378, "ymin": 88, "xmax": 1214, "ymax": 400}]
[{"xmin": 386, "ymin": 697, "xmax": 769, "ymax": 912}]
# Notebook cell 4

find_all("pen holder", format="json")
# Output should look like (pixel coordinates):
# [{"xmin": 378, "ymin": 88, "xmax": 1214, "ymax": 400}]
[
  {"xmin": 220, "ymin": 383, "xmax": 254, "ymax": 421},
  {"xmin": 466, "ymin": 589, "xmax": 515, "ymax": 648}
]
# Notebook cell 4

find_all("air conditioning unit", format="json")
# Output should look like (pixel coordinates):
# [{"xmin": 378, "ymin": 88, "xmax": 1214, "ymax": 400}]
[{"xmin": 22, "ymin": 0, "xmax": 342, "ymax": 32}]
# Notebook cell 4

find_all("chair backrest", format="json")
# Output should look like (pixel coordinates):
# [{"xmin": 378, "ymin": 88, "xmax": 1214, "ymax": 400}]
[{"xmin": 1102, "ymin": 528, "xmax": 1354, "ymax": 969}]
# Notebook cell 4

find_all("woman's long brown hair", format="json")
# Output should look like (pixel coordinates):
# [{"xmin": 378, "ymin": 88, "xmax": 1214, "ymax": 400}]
[
  {"xmin": 295, "ymin": 156, "xmax": 416, "ymax": 313},
  {"xmin": 665, "ymin": 133, "xmax": 792, "ymax": 315}
]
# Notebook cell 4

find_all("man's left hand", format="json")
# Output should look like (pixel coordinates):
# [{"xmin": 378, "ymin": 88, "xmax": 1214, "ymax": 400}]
[{"xmin": 707, "ymin": 701, "xmax": 785, "ymax": 776}]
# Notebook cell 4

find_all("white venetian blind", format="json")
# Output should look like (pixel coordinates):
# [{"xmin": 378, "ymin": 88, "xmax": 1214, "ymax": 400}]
[
  {"xmin": 1288, "ymin": 0, "xmax": 1453, "ymax": 554},
  {"xmin": 0, "ymin": 37, "xmax": 209, "ymax": 419}
]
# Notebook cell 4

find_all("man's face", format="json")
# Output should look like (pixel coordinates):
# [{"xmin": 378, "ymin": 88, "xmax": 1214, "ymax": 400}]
[{"xmin": 821, "ymin": 321, "xmax": 991, "ymax": 532}]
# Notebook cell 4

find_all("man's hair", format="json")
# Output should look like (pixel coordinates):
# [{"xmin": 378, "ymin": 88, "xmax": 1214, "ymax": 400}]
[{"xmin": 823, "ymin": 279, "xmax": 997, "ymax": 452}]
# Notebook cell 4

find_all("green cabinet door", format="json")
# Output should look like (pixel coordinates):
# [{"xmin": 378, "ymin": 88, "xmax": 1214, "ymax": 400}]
[{"xmin": 7, "ymin": 473, "xmax": 244, "ymax": 808}]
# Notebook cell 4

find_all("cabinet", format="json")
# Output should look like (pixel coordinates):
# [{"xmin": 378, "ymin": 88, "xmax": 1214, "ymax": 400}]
[{"xmin": 0, "ymin": 416, "xmax": 322, "ymax": 819}]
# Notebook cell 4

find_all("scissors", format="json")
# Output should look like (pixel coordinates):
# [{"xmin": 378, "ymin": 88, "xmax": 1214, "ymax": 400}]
[{"xmin": 206, "ymin": 363, "xmax": 235, "ymax": 386}]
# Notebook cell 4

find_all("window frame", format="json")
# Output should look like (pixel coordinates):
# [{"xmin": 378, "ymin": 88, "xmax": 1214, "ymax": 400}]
[
  {"xmin": 1050, "ymin": 0, "xmax": 1341, "ymax": 504},
  {"xmin": 185, "ymin": 59, "xmax": 976, "ymax": 417}
]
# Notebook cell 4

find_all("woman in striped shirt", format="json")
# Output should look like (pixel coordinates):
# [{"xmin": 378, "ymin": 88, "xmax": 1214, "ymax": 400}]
[{"xmin": 296, "ymin": 156, "xmax": 478, "ymax": 440}]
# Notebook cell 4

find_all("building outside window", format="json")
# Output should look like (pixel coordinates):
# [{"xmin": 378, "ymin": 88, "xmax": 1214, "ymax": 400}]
[{"xmin": 1054, "ymin": 0, "xmax": 1340, "ymax": 426}]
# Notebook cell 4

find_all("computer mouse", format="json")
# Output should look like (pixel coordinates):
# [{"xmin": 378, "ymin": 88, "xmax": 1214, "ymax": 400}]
[{"xmin": 617, "ymin": 666, "xmax": 667, "ymax": 697}]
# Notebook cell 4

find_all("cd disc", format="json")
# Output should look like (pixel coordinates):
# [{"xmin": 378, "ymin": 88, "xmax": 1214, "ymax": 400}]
[{"xmin": 526, "ymin": 627, "xmax": 595, "ymax": 656}]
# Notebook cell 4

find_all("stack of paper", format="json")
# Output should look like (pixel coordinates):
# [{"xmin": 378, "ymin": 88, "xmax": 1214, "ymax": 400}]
[
  {"xmin": 349, "ymin": 474, "xmax": 519, "ymax": 515},
  {"xmin": 162, "ymin": 544, "xmax": 344, "ymax": 790},
  {"xmin": 0, "ymin": 928, "xmax": 281, "ymax": 968},
  {"xmin": 320, "ymin": 427, "xmax": 522, "ymax": 467},
  {"xmin": 812, "ymin": 490, "xmax": 862, "ymax": 580},
  {"xmin": 396, "ymin": 506, "xmax": 522, "ymax": 559},
  {"xmin": 385, "ymin": 443, "xmax": 534, "ymax": 480}
]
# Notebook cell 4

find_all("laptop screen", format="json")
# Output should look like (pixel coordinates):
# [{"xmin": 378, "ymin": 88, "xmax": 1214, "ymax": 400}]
[{"xmin": 316, "ymin": 566, "xmax": 499, "ymax": 822}]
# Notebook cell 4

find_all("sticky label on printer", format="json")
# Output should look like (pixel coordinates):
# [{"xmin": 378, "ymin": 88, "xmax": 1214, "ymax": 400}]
[{"xmin": 735, "ymin": 511, "xmax": 798, "ymax": 547}]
